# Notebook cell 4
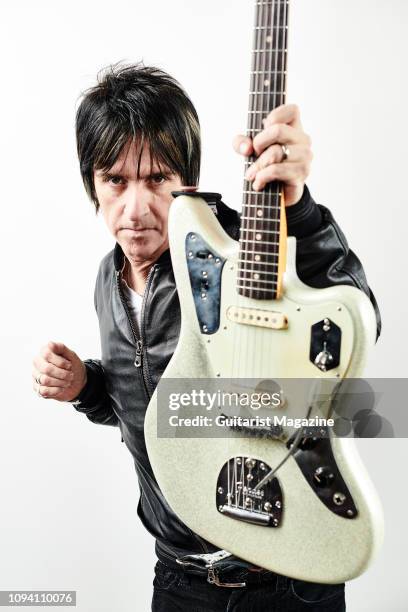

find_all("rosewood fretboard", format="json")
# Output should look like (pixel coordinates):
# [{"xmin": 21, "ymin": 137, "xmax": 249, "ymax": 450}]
[{"xmin": 238, "ymin": 0, "xmax": 289, "ymax": 300}]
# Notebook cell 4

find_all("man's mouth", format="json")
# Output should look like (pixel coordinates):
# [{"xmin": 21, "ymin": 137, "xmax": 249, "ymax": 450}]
[{"xmin": 121, "ymin": 227, "xmax": 155, "ymax": 232}]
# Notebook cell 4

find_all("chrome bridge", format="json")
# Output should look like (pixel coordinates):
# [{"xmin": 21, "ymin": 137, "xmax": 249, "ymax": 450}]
[{"xmin": 216, "ymin": 457, "xmax": 283, "ymax": 527}]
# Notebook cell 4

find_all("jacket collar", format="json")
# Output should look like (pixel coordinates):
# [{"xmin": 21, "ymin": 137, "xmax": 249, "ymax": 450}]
[{"xmin": 113, "ymin": 242, "xmax": 172, "ymax": 272}]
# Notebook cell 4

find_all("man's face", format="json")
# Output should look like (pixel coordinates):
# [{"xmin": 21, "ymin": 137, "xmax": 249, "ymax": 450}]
[{"xmin": 94, "ymin": 141, "xmax": 183, "ymax": 265}]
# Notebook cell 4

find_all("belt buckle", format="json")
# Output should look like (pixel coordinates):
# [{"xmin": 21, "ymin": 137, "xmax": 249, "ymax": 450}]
[{"xmin": 207, "ymin": 567, "xmax": 246, "ymax": 588}]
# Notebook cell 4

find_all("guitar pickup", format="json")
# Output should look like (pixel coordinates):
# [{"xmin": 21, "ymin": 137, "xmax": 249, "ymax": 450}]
[{"xmin": 227, "ymin": 306, "xmax": 288, "ymax": 330}]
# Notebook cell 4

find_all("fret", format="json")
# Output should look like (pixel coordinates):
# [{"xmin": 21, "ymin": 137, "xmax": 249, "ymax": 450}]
[
  {"xmin": 237, "ymin": 280, "xmax": 278, "ymax": 289},
  {"xmin": 242, "ymin": 206, "xmax": 280, "ymax": 213},
  {"xmin": 253, "ymin": 38, "xmax": 288, "ymax": 49},
  {"xmin": 253, "ymin": 49, "xmax": 287, "ymax": 56},
  {"xmin": 250, "ymin": 70, "xmax": 286, "ymax": 74},
  {"xmin": 237, "ymin": 286, "xmax": 276, "ymax": 294},
  {"xmin": 237, "ymin": 276, "xmax": 278, "ymax": 285},
  {"xmin": 239, "ymin": 248, "xmax": 279, "ymax": 254},
  {"xmin": 240, "ymin": 228, "xmax": 280, "ymax": 235},
  {"xmin": 248, "ymin": 111, "xmax": 278, "ymax": 114},
  {"xmin": 249, "ymin": 91, "xmax": 283, "ymax": 95},
  {"xmin": 240, "ymin": 222, "xmax": 281, "ymax": 230},
  {"xmin": 251, "ymin": 62, "xmax": 286, "ymax": 76},
  {"xmin": 243, "ymin": 192, "xmax": 281, "ymax": 199},
  {"xmin": 239, "ymin": 239, "xmax": 279, "ymax": 246},
  {"xmin": 240, "ymin": 215, "xmax": 281, "ymax": 221},
  {"xmin": 238, "ymin": 273, "xmax": 279, "ymax": 283},
  {"xmin": 238, "ymin": 259, "xmax": 278, "ymax": 266},
  {"xmin": 238, "ymin": 267, "xmax": 279, "ymax": 276}
]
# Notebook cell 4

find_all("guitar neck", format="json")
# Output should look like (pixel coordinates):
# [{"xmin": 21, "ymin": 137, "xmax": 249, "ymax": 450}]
[{"xmin": 238, "ymin": 0, "xmax": 290, "ymax": 301}]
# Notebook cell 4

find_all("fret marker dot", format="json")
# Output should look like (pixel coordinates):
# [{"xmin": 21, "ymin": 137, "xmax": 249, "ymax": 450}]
[
  {"xmin": 255, "ymin": 255, "xmax": 261, "ymax": 262},
  {"xmin": 256, "ymin": 233, "xmax": 262, "ymax": 240},
  {"xmin": 266, "ymin": 35, "xmax": 272, "ymax": 44},
  {"xmin": 253, "ymin": 273, "xmax": 260, "ymax": 280},
  {"xmin": 257, "ymin": 209, "xmax": 263, "ymax": 217},
  {"xmin": 264, "ymin": 79, "xmax": 270, "ymax": 87}
]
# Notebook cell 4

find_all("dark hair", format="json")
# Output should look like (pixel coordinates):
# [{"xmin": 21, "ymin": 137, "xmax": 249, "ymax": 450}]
[{"xmin": 76, "ymin": 62, "xmax": 201, "ymax": 212}]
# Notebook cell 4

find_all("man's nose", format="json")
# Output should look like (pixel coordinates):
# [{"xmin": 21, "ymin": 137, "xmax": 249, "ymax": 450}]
[{"xmin": 124, "ymin": 184, "xmax": 151, "ymax": 220}]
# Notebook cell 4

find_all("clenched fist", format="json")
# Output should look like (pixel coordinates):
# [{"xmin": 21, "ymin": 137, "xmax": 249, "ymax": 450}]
[{"xmin": 32, "ymin": 341, "xmax": 87, "ymax": 402}]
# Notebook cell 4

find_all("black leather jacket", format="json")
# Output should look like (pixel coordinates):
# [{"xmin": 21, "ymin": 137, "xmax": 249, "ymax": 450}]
[{"xmin": 72, "ymin": 186, "xmax": 381, "ymax": 564}]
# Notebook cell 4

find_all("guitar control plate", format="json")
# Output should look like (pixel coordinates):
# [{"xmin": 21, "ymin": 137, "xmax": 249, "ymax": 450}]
[
  {"xmin": 310, "ymin": 318, "xmax": 341, "ymax": 372},
  {"xmin": 185, "ymin": 233, "xmax": 225, "ymax": 334},
  {"xmin": 216, "ymin": 457, "xmax": 283, "ymax": 527},
  {"xmin": 287, "ymin": 428, "xmax": 358, "ymax": 519}
]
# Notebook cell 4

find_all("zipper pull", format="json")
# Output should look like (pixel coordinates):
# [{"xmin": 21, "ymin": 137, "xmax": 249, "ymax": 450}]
[{"xmin": 134, "ymin": 340, "xmax": 143, "ymax": 368}]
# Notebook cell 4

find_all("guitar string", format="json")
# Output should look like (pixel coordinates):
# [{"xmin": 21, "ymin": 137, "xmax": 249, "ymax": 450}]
[
  {"xmin": 232, "ymin": 0, "xmax": 256, "ymax": 429},
  {"xmin": 234, "ymin": 0, "xmax": 272, "ymax": 502},
  {"xmin": 269, "ymin": 0, "xmax": 279, "ymax": 381},
  {"xmin": 234, "ymin": 0, "xmax": 261, "ymax": 380},
  {"xmin": 234, "ymin": 0, "xmax": 257, "ymax": 378},
  {"xmin": 231, "ymin": 1, "xmax": 292, "ymax": 506},
  {"xmin": 264, "ymin": 0, "xmax": 276, "ymax": 380}
]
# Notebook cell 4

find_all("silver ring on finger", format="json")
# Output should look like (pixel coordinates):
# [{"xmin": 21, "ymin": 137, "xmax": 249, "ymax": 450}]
[
  {"xmin": 281, "ymin": 144, "xmax": 290, "ymax": 162},
  {"xmin": 35, "ymin": 373, "xmax": 42, "ymax": 385}
]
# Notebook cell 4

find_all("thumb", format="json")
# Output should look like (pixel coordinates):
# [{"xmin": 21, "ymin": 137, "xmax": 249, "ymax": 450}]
[{"xmin": 233, "ymin": 135, "xmax": 254, "ymax": 156}]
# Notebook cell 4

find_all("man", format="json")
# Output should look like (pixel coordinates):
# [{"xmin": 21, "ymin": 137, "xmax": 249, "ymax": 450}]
[{"xmin": 33, "ymin": 63, "xmax": 381, "ymax": 611}]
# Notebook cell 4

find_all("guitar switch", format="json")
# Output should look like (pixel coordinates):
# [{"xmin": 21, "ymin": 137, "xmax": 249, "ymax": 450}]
[{"xmin": 314, "ymin": 342, "xmax": 333, "ymax": 371}]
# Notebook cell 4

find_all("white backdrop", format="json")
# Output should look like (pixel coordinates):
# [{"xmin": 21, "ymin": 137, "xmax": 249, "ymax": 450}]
[{"xmin": 0, "ymin": 0, "xmax": 407, "ymax": 610}]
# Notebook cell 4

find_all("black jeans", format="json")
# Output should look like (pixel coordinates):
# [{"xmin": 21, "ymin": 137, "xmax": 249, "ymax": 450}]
[{"xmin": 152, "ymin": 561, "xmax": 346, "ymax": 611}]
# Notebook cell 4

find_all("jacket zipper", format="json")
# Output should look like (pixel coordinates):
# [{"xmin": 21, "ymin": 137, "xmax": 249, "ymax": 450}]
[
  {"xmin": 115, "ymin": 269, "xmax": 150, "ymax": 396},
  {"xmin": 139, "ymin": 265, "xmax": 156, "ymax": 397}
]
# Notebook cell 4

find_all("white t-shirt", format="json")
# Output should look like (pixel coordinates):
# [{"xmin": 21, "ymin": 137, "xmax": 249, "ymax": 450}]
[{"xmin": 121, "ymin": 276, "xmax": 143, "ymax": 331}]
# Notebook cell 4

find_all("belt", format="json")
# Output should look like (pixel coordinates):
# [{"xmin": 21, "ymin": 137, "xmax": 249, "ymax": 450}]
[{"xmin": 156, "ymin": 542, "xmax": 282, "ymax": 589}]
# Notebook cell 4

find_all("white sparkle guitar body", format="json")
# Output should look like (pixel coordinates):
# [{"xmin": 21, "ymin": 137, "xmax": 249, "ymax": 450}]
[{"xmin": 144, "ymin": 195, "xmax": 384, "ymax": 584}]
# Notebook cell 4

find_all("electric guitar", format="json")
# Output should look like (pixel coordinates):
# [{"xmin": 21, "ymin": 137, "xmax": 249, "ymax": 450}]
[{"xmin": 145, "ymin": 0, "xmax": 383, "ymax": 583}]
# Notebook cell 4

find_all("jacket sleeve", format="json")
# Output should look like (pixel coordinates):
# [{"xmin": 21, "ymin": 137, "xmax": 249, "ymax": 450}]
[
  {"xmin": 286, "ymin": 185, "xmax": 382, "ymax": 341},
  {"xmin": 70, "ymin": 260, "xmax": 119, "ymax": 427},
  {"xmin": 70, "ymin": 359, "xmax": 119, "ymax": 427}
]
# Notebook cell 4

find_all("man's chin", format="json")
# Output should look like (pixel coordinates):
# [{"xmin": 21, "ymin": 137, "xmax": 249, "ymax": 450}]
[{"xmin": 122, "ymin": 240, "xmax": 168, "ymax": 264}]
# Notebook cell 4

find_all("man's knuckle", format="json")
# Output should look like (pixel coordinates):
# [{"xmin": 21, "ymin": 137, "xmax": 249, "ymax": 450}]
[
  {"xmin": 297, "ymin": 163, "xmax": 307, "ymax": 179},
  {"xmin": 272, "ymin": 124, "xmax": 280, "ymax": 139},
  {"xmin": 266, "ymin": 148, "xmax": 277, "ymax": 165},
  {"xmin": 265, "ymin": 166, "xmax": 275, "ymax": 180}
]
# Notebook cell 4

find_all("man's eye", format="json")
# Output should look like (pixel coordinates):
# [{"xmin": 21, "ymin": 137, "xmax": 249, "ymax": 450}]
[
  {"xmin": 105, "ymin": 175, "xmax": 125, "ymax": 186},
  {"xmin": 150, "ymin": 174, "xmax": 166, "ymax": 185}
]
